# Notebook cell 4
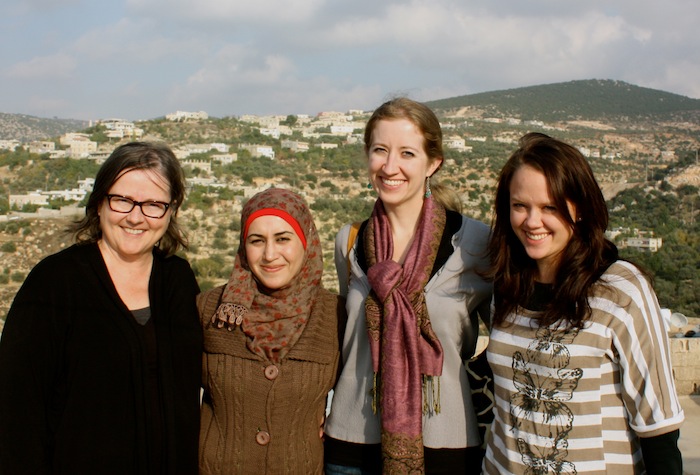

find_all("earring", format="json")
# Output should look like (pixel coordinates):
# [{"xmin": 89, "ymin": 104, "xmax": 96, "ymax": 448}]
[
  {"xmin": 424, "ymin": 176, "xmax": 432, "ymax": 198},
  {"xmin": 367, "ymin": 182, "xmax": 373, "ymax": 190}
]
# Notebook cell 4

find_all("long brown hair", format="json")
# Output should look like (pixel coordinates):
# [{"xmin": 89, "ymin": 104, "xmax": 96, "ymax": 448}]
[{"xmin": 487, "ymin": 132, "xmax": 619, "ymax": 328}]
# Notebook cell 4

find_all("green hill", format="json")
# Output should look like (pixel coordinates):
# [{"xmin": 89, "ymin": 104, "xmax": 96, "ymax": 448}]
[{"xmin": 425, "ymin": 79, "xmax": 700, "ymax": 121}]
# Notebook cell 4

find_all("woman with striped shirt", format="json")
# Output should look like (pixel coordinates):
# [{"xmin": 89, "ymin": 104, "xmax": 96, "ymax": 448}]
[{"xmin": 483, "ymin": 132, "xmax": 684, "ymax": 475}]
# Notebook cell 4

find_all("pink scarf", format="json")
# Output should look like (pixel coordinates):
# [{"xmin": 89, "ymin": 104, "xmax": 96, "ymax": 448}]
[{"xmin": 364, "ymin": 196, "xmax": 446, "ymax": 473}]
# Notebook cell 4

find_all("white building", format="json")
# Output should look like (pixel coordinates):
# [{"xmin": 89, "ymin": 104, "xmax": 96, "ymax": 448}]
[
  {"xmin": 181, "ymin": 159, "xmax": 212, "ymax": 174},
  {"xmin": 330, "ymin": 125, "xmax": 357, "ymax": 135},
  {"xmin": 212, "ymin": 153, "xmax": 238, "ymax": 165},
  {"xmin": 97, "ymin": 118, "xmax": 144, "ymax": 139},
  {"xmin": 281, "ymin": 140, "xmax": 310, "ymax": 153},
  {"xmin": 0, "ymin": 139, "xmax": 20, "ymax": 151},
  {"xmin": 28, "ymin": 141, "xmax": 55, "ymax": 154},
  {"xmin": 43, "ymin": 188, "xmax": 88, "ymax": 202},
  {"xmin": 78, "ymin": 178, "xmax": 95, "ymax": 191},
  {"xmin": 624, "ymin": 237, "xmax": 663, "ymax": 252},
  {"xmin": 240, "ymin": 144, "xmax": 275, "ymax": 159},
  {"xmin": 59, "ymin": 133, "xmax": 91, "ymax": 146},
  {"xmin": 68, "ymin": 140, "xmax": 98, "ymax": 158},
  {"xmin": 315, "ymin": 143, "xmax": 338, "ymax": 150},
  {"xmin": 165, "ymin": 111, "xmax": 208, "ymax": 121},
  {"xmin": 260, "ymin": 128, "xmax": 281, "ymax": 139},
  {"xmin": 444, "ymin": 136, "xmax": 470, "ymax": 151},
  {"xmin": 209, "ymin": 143, "xmax": 230, "ymax": 153},
  {"xmin": 240, "ymin": 115, "xmax": 281, "ymax": 128},
  {"xmin": 10, "ymin": 191, "xmax": 49, "ymax": 208}
]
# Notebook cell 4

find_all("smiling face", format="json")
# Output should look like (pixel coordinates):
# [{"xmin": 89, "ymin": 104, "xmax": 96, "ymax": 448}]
[
  {"xmin": 244, "ymin": 215, "xmax": 306, "ymax": 291},
  {"xmin": 98, "ymin": 168, "xmax": 172, "ymax": 263},
  {"xmin": 509, "ymin": 165, "xmax": 576, "ymax": 283},
  {"xmin": 367, "ymin": 118, "xmax": 442, "ymax": 212}
]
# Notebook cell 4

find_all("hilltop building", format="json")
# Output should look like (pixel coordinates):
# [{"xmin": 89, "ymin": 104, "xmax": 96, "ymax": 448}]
[
  {"xmin": 239, "ymin": 115, "xmax": 282, "ymax": 128},
  {"xmin": 166, "ymin": 111, "xmax": 208, "ymax": 121}
]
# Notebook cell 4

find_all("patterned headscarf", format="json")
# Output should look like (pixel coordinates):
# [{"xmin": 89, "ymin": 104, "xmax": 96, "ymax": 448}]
[{"xmin": 212, "ymin": 188, "xmax": 323, "ymax": 362}]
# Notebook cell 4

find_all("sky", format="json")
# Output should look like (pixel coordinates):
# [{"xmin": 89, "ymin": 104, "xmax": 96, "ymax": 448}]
[{"xmin": 1, "ymin": 0, "xmax": 699, "ymax": 121}]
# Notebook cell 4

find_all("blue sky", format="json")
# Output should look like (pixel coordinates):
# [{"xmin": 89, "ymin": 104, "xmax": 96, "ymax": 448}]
[{"xmin": 2, "ymin": 0, "xmax": 698, "ymax": 121}]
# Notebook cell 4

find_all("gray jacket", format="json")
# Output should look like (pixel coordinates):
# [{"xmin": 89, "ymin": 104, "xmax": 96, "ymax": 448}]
[{"xmin": 325, "ymin": 215, "xmax": 492, "ymax": 449}]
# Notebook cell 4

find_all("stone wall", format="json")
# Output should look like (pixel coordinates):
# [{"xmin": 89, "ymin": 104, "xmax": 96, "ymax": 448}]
[{"xmin": 670, "ymin": 337, "xmax": 700, "ymax": 396}]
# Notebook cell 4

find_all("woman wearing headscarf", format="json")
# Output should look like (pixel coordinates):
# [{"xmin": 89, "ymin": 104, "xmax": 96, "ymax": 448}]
[{"xmin": 197, "ymin": 188, "xmax": 345, "ymax": 474}]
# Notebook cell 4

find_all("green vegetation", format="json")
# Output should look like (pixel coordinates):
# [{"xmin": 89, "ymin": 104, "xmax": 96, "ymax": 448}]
[
  {"xmin": 0, "ymin": 149, "xmax": 99, "ymax": 194},
  {"xmin": 609, "ymin": 179, "xmax": 700, "ymax": 318},
  {"xmin": 0, "ymin": 80, "xmax": 698, "ymax": 318},
  {"xmin": 0, "ymin": 242, "xmax": 16, "ymax": 252},
  {"xmin": 426, "ymin": 79, "xmax": 700, "ymax": 121}
]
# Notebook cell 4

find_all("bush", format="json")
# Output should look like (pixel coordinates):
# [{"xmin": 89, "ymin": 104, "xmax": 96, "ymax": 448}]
[{"xmin": 1, "ymin": 242, "xmax": 16, "ymax": 252}]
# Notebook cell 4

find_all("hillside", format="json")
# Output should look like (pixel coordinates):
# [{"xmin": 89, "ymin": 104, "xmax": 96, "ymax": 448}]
[
  {"xmin": 1, "ymin": 79, "xmax": 699, "ymax": 141},
  {"xmin": 0, "ymin": 79, "xmax": 698, "ymax": 323},
  {"xmin": 0, "ymin": 113, "xmax": 89, "ymax": 142},
  {"xmin": 425, "ymin": 79, "xmax": 700, "ymax": 121}
]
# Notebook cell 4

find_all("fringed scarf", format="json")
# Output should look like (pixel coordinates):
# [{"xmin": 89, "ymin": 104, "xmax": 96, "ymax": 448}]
[
  {"xmin": 364, "ymin": 196, "xmax": 446, "ymax": 473},
  {"xmin": 212, "ymin": 188, "xmax": 323, "ymax": 363}
]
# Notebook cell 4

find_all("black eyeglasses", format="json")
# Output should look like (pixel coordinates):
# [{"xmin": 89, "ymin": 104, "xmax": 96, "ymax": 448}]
[{"xmin": 106, "ymin": 194, "xmax": 171, "ymax": 219}]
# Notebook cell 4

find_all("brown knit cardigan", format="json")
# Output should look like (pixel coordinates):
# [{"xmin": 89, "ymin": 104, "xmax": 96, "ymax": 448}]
[{"xmin": 198, "ymin": 284, "xmax": 344, "ymax": 475}]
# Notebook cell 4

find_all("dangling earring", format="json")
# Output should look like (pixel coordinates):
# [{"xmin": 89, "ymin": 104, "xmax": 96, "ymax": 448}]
[
  {"xmin": 424, "ymin": 176, "xmax": 432, "ymax": 198},
  {"xmin": 366, "ymin": 182, "xmax": 373, "ymax": 190}
]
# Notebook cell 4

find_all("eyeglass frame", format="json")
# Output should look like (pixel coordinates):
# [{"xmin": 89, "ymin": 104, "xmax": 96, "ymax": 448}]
[{"xmin": 105, "ymin": 194, "xmax": 172, "ymax": 219}]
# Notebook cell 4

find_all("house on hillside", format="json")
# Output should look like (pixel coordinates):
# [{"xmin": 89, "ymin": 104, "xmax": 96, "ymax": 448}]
[
  {"xmin": 239, "ymin": 144, "xmax": 275, "ymax": 159},
  {"xmin": 623, "ymin": 236, "xmax": 663, "ymax": 252}
]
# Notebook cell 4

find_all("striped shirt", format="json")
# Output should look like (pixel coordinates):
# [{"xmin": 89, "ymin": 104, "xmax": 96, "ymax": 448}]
[{"xmin": 484, "ymin": 261, "xmax": 684, "ymax": 475}]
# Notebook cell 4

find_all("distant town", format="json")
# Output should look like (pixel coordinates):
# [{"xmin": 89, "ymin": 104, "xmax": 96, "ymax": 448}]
[{"xmin": 1, "ymin": 109, "xmax": 683, "ymax": 254}]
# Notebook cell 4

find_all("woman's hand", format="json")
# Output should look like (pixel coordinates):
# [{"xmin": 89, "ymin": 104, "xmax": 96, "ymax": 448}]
[{"xmin": 211, "ymin": 303, "xmax": 247, "ymax": 330}]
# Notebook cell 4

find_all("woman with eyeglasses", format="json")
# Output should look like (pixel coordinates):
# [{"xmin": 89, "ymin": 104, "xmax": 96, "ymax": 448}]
[{"xmin": 0, "ymin": 142, "xmax": 202, "ymax": 475}]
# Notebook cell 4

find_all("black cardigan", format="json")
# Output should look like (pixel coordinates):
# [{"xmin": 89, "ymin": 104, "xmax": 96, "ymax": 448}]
[{"xmin": 0, "ymin": 243, "xmax": 202, "ymax": 475}]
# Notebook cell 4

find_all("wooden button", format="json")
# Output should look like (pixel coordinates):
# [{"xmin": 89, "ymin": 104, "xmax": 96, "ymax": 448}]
[
  {"xmin": 256, "ymin": 430, "xmax": 271, "ymax": 445},
  {"xmin": 264, "ymin": 365, "xmax": 279, "ymax": 380}
]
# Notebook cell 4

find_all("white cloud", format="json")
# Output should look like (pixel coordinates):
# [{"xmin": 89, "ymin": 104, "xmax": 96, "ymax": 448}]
[
  {"xmin": 166, "ymin": 47, "xmax": 381, "ymax": 116},
  {"xmin": 71, "ymin": 18, "xmax": 206, "ymax": 62},
  {"xmin": 1, "ymin": 0, "xmax": 698, "ymax": 120},
  {"xmin": 5, "ymin": 52, "xmax": 77, "ymax": 79},
  {"xmin": 126, "ymin": 0, "xmax": 325, "ymax": 24}
]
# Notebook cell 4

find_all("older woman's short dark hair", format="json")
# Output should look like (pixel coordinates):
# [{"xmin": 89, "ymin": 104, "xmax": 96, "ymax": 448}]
[{"xmin": 71, "ymin": 141, "xmax": 188, "ymax": 256}]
